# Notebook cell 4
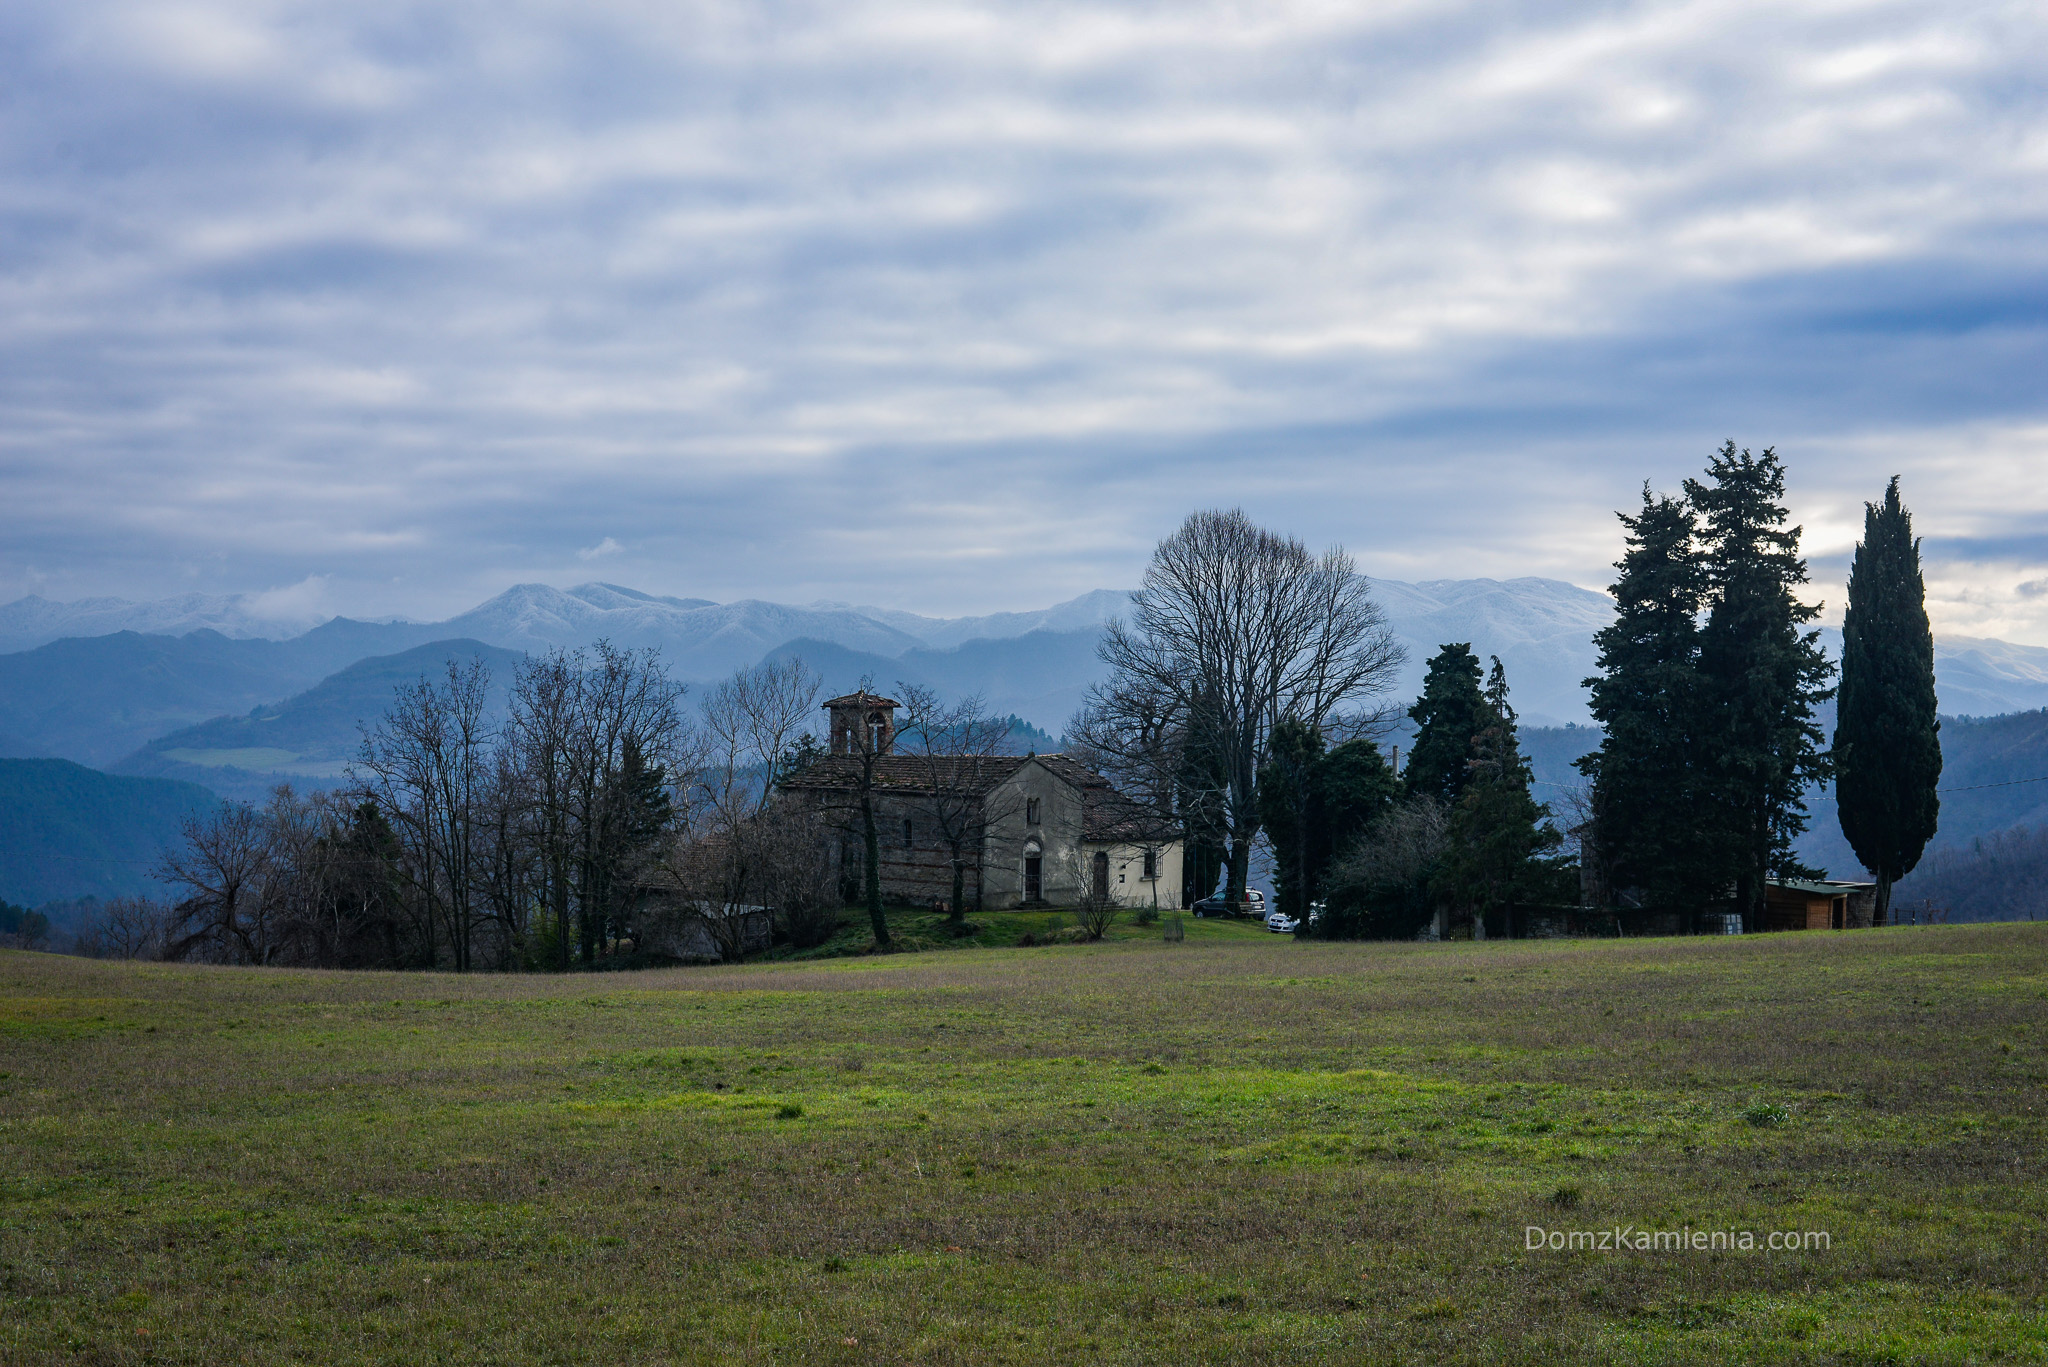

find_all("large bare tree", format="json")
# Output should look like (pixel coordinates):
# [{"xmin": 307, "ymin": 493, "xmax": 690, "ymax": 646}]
[
  {"xmin": 353, "ymin": 658, "xmax": 494, "ymax": 970},
  {"xmin": 679, "ymin": 657, "xmax": 827, "ymax": 954},
  {"xmin": 1090, "ymin": 508, "xmax": 1404, "ymax": 907}
]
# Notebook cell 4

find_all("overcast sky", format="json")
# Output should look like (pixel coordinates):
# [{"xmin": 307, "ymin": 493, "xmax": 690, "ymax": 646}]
[{"xmin": 2, "ymin": 0, "xmax": 2044, "ymax": 637}]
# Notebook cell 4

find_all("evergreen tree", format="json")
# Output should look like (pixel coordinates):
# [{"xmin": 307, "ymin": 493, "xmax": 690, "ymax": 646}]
[
  {"xmin": 1836, "ymin": 476, "xmax": 1942, "ymax": 926},
  {"xmin": 1687, "ymin": 443, "xmax": 1836, "ymax": 931},
  {"xmin": 1314, "ymin": 738, "xmax": 1403, "ymax": 858},
  {"xmin": 1405, "ymin": 644, "xmax": 1487, "ymax": 805},
  {"xmin": 1177, "ymin": 686, "xmax": 1231, "ymax": 904},
  {"xmin": 1436, "ymin": 657, "xmax": 1563, "ymax": 930},
  {"xmin": 1471, "ymin": 656, "xmax": 1529, "ymax": 785},
  {"xmin": 1577, "ymin": 487, "xmax": 1721, "ymax": 922},
  {"xmin": 1256, "ymin": 718, "xmax": 1324, "ymax": 921},
  {"xmin": 775, "ymin": 731, "xmax": 827, "ymax": 783},
  {"xmin": 1255, "ymin": 729, "xmax": 1403, "ymax": 924},
  {"xmin": 591, "ymin": 737, "xmax": 673, "ymax": 953}
]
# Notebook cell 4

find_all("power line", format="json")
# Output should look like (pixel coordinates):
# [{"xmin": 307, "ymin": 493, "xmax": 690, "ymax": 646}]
[{"xmin": 1938, "ymin": 774, "xmax": 2048, "ymax": 793}]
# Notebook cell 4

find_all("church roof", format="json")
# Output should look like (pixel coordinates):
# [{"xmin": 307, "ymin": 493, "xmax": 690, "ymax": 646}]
[
  {"xmin": 779, "ymin": 751, "xmax": 1181, "ymax": 843},
  {"xmin": 779, "ymin": 753, "xmax": 1027, "ymax": 794},
  {"xmin": 821, "ymin": 691, "xmax": 900, "ymax": 708}
]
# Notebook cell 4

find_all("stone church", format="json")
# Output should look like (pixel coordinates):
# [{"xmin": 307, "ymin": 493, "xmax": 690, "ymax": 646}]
[{"xmin": 778, "ymin": 692, "xmax": 1184, "ymax": 911}]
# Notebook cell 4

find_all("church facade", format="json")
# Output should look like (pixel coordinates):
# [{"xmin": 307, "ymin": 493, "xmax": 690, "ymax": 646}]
[{"xmin": 778, "ymin": 693, "xmax": 1184, "ymax": 911}]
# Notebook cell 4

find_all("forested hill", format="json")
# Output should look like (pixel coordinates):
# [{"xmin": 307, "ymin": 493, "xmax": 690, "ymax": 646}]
[
  {"xmin": 114, "ymin": 639, "xmax": 525, "ymax": 802},
  {"xmin": 0, "ymin": 759, "xmax": 216, "ymax": 905}
]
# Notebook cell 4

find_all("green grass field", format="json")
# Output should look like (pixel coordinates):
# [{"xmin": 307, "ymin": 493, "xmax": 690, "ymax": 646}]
[{"xmin": 4, "ymin": 921, "xmax": 2047, "ymax": 1364}]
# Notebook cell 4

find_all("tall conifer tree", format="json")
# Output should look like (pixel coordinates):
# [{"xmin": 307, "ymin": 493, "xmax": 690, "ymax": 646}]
[
  {"xmin": 1687, "ymin": 444, "xmax": 1835, "ymax": 931},
  {"xmin": 1256, "ymin": 718, "xmax": 1324, "ymax": 920},
  {"xmin": 1405, "ymin": 644, "xmax": 1487, "ymax": 806},
  {"xmin": 1578, "ymin": 488, "xmax": 1717, "ymax": 921},
  {"xmin": 1439, "ymin": 657, "xmax": 1560, "ymax": 930},
  {"xmin": 1836, "ymin": 477, "xmax": 1941, "ymax": 926}
]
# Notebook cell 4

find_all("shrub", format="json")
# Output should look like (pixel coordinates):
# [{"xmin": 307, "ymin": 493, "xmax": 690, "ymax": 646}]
[{"xmin": 1742, "ymin": 1099, "xmax": 1791, "ymax": 1127}]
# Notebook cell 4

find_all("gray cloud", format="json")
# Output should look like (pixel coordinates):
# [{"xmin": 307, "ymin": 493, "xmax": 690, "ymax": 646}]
[{"xmin": 1, "ymin": 0, "xmax": 2045, "ymax": 631}]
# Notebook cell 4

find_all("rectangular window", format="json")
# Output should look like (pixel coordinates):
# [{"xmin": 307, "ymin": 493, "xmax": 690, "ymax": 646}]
[
  {"xmin": 1026, "ymin": 797, "xmax": 1040, "ymax": 825},
  {"xmin": 903, "ymin": 818, "xmax": 914, "ymax": 848},
  {"xmin": 1142, "ymin": 850, "xmax": 1157, "ymax": 880}
]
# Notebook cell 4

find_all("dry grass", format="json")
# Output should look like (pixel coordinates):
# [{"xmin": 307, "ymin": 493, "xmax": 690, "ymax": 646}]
[{"xmin": 3, "ymin": 922, "xmax": 2047, "ymax": 1363}]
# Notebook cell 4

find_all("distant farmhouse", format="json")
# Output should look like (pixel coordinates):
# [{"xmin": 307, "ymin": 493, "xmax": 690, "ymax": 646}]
[{"xmin": 779, "ymin": 693, "xmax": 1183, "ymax": 911}]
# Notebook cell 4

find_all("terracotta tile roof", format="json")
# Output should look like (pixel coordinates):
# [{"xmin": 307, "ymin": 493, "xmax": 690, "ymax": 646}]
[
  {"xmin": 1081, "ymin": 783, "xmax": 1182, "ymax": 844},
  {"xmin": 778, "ymin": 751, "xmax": 1182, "ymax": 843},
  {"xmin": 778, "ymin": 753, "xmax": 1030, "ymax": 794},
  {"xmin": 821, "ymin": 691, "xmax": 900, "ymax": 708}
]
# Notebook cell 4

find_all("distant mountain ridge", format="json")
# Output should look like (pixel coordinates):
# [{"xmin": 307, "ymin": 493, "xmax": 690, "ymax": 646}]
[
  {"xmin": 10, "ymin": 577, "xmax": 2048, "ymax": 764},
  {"xmin": 114, "ymin": 639, "xmax": 527, "ymax": 802},
  {"xmin": 0, "ymin": 591, "xmax": 334, "ymax": 652}
]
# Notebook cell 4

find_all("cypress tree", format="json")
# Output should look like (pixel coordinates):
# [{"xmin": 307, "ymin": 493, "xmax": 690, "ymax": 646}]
[
  {"xmin": 1578, "ymin": 487, "xmax": 1718, "ymax": 922},
  {"xmin": 1687, "ymin": 443, "xmax": 1836, "ymax": 932},
  {"xmin": 1836, "ymin": 477, "xmax": 1942, "ymax": 926},
  {"xmin": 1405, "ymin": 644, "xmax": 1487, "ymax": 806}
]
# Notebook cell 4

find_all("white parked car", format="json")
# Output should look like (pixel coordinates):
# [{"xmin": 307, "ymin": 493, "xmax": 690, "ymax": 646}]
[{"xmin": 1264, "ymin": 908, "xmax": 1299, "ymax": 934}]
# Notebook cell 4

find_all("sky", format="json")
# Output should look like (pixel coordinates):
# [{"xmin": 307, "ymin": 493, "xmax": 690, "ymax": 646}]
[{"xmin": 2, "ymin": 0, "xmax": 2046, "ymax": 638}]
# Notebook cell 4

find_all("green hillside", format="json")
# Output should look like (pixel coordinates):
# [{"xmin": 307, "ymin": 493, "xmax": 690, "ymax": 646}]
[
  {"xmin": 115, "ymin": 638, "xmax": 525, "ymax": 800},
  {"xmin": 0, "ymin": 759, "xmax": 217, "ymax": 905}
]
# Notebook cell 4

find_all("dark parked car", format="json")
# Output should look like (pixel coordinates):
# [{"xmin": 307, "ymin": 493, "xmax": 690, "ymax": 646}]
[{"xmin": 1190, "ymin": 889, "xmax": 1266, "ymax": 919}]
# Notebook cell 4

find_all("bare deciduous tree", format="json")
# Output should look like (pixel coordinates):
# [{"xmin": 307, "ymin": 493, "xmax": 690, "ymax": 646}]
[
  {"xmin": 78, "ymin": 896, "xmax": 172, "ymax": 960},
  {"xmin": 1063, "ymin": 848, "xmax": 1120, "ymax": 941},
  {"xmin": 353, "ymin": 658, "xmax": 494, "ymax": 970},
  {"xmin": 156, "ymin": 800, "xmax": 272, "ymax": 963}
]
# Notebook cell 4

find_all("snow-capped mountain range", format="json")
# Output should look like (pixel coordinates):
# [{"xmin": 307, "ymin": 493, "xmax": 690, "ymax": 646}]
[
  {"xmin": 0, "ymin": 592, "xmax": 332, "ymax": 652},
  {"xmin": 6, "ymin": 577, "xmax": 2048, "ymax": 730}
]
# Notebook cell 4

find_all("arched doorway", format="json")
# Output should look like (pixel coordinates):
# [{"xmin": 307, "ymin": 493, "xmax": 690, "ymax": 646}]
[{"xmin": 1023, "ymin": 842, "xmax": 1043, "ymax": 904}]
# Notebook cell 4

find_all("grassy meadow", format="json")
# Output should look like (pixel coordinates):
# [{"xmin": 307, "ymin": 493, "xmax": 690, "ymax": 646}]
[{"xmin": 3, "ymin": 919, "xmax": 2047, "ymax": 1364}]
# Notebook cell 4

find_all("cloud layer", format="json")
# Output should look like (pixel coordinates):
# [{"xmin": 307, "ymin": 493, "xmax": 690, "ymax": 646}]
[{"xmin": 2, "ymin": 0, "xmax": 2044, "ymax": 633}]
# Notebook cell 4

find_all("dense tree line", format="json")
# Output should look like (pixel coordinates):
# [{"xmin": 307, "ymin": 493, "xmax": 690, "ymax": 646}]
[
  {"xmin": 1577, "ymin": 448, "xmax": 1938, "ymax": 930},
  {"xmin": 0, "ymin": 897, "xmax": 50, "ymax": 950},
  {"xmin": 1579, "ymin": 446, "xmax": 1837, "ymax": 931},
  {"xmin": 1072, "ymin": 507, "xmax": 1405, "ymax": 909},
  {"xmin": 1306, "ymin": 647, "xmax": 1573, "ymax": 939},
  {"xmin": 1072, "ymin": 508, "xmax": 1571, "ymax": 939},
  {"xmin": 134, "ymin": 646, "xmax": 850, "ymax": 970}
]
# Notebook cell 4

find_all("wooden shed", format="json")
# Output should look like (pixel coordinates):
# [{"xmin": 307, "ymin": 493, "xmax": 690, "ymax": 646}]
[{"xmin": 1762, "ymin": 879, "xmax": 1876, "ymax": 932}]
